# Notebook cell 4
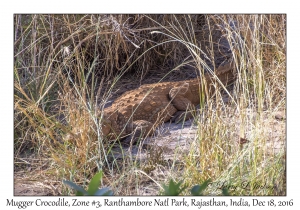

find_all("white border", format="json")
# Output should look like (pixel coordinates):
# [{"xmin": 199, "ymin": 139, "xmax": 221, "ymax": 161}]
[{"xmin": 1, "ymin": 0, "xmax": 299, "ymax": 209}]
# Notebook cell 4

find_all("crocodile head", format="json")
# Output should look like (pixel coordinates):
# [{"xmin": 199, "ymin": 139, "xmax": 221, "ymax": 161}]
[
  {"xmin": 100, "ymin": 107, "xmax": 118, "ymax": 138},
  {"xmin": 101, "ymin": 118, "xmax": 112, "ymax": 136}
]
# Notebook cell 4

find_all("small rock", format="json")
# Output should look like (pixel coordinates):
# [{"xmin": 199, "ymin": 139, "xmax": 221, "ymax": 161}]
[
  {"xmin": 238, "ymin": 137, "xmax": 250, "ymax": 145},
  {"xmin": 274, "ymin": 111, "xmax": 286, "ymax": 120}
]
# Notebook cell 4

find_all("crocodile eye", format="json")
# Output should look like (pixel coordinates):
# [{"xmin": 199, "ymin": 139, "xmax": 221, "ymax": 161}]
[{"xmin": 102, "ymin": 123, "xmax": 111, "ymax": 136}]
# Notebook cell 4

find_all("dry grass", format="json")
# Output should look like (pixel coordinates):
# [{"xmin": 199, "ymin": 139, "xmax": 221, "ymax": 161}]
[{"xmin": 14, "ymin": 14, "xmax": 286, "ymax": 195}]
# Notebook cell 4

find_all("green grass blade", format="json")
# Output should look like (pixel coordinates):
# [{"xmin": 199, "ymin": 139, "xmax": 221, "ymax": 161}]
[
  {"xmin": 87, "ymin": 171, "xmax": 103, "ymax": 195},
  {"xmin": 62, "ymin": 180, "xmax": 88, "ymax": 195}
]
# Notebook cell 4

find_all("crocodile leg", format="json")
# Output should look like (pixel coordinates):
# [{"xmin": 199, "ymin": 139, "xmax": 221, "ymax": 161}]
[
  {"xmin": 171, "ymin": 110, "xmax": 195, "ymax": 123},
  {"xmin": 124, "ymin": 120, "xmax": 155, "ymax": 145},
  {"xmin": 169, "ymin": 83, "xmax": 195, "ymax": 123}
]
